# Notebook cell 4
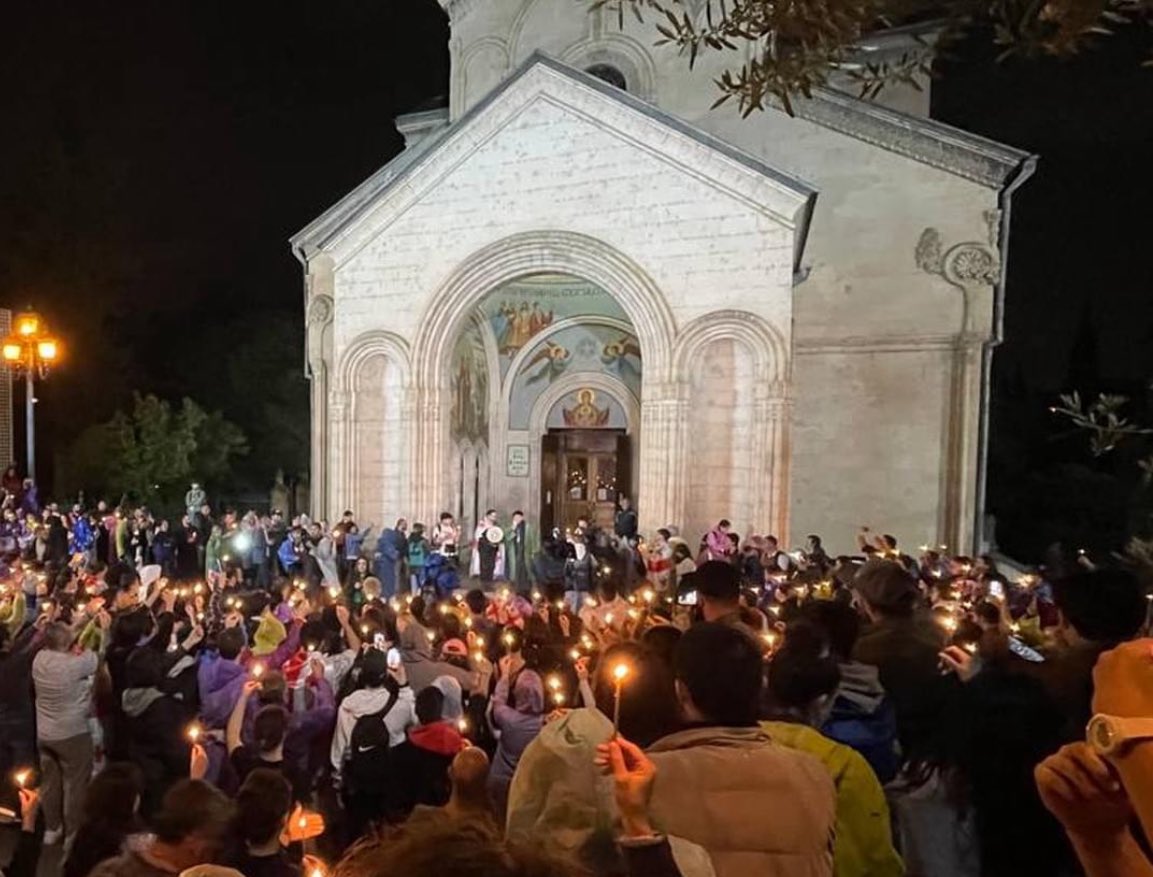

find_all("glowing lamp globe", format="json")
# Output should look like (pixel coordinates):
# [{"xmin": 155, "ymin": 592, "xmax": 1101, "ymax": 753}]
[{"xmin": 14, "ymin": 313, "xmax": 39, "ymax": 337}]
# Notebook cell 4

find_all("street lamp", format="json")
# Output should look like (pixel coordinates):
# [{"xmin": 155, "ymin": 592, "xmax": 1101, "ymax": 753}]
[{"xmin": 2, "ymin": 309, "xmax": 60, "ymax": 483}]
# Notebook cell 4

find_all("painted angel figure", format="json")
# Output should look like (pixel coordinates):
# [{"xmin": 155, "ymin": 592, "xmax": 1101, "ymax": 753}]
[
  {"xmin": 525, "ymin": 340, "xmax": 572, "ymax": 385},
  {"xmin": 600, "ymin": 336, "xmax": 642, "ymax": 382}
]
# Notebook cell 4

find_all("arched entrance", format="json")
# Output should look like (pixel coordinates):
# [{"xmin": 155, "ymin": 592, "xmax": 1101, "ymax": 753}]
[
  {"xmin": 409, "ymin": 231, "xmax": 677, "ymax": 533},
  {"xmin": 441, "ymin": 269, "xmax": 643, "ymax": 539}
]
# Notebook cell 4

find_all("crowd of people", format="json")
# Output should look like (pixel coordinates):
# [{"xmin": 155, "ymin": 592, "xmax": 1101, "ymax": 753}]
[{"xmin": 1, "ymin": 477, "xmax": 1152, "ymax": 877}]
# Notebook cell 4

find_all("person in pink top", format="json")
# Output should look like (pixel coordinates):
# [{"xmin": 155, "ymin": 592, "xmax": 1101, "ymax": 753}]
[{"xmin": 705, "ymin": 519, "xmax": 735, "ymax": 562}]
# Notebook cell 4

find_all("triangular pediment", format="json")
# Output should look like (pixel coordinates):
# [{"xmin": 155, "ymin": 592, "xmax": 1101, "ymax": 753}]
[{"xmin": 292, "ymin": 53, "xmax": 816, "ymax": 269}]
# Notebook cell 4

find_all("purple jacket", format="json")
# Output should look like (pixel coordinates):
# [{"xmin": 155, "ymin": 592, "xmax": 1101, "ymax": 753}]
[
  {"xmin": 487, "ymin": 671, "xmax": 544, "ymax": 818},
  {"xmin": 197, "ymin": 653, "xmax": 247, "ymax": 729},
  {"xmin": 241, "ymin": 672, "xmax": 336, "ymax": 776}
]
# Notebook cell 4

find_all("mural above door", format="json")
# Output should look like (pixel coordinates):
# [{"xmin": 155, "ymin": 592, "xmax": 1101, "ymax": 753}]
[
  {"xmin": 509, "ymin": 323, "xmax": 641, "ymax": 429},
  {"xmin": 477, "ymin": 273, "xmax": 630, "ymax": 381},
  {"xmin": 546, "ymin": 389, "xmax": 627, "ymax": 429}
]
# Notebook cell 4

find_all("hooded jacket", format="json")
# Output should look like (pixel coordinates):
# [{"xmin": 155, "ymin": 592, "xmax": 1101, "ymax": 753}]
[
  {"xmin": 197, "ymin": 651, "xmax": 248, "ymax": 729},
  {"xmin": 763, "ymin": 721, "xmax": 904, "ymax": 877},
  {"xmin": 647, "ymin": 726, "xmax": 836, "ymax": 877},
  {"xmin": 821, "ymin": 661, "xmax": 900, "ymax": 783},
  {"xmin": 121, "ymin": 686, "xmax": 190, "ymax": 816},
  {"xmin": 399, "ymin": 623, "xmax": 473, "ymax": 693},
  {"xmin": 488, "ymin": 669, "xmax": 545, "ymax": 822}
]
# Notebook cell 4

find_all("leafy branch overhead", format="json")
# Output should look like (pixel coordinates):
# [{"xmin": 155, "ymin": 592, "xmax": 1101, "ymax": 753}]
[
  {"xmin": 589, "ymin": 0, "xmax": 1152, "ymax": 115},
  {"xmin": 1050, "ymin": 391, "xmax": 1153, "ymax": 458}
]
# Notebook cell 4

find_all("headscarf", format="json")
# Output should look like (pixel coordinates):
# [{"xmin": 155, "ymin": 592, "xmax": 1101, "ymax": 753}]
[{"xmin": 432, "ymin": 675, "xmax": 464, "ymax": 720}]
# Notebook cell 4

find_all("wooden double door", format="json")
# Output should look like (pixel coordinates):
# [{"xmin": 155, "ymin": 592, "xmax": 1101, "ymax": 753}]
[{"xmin": 540, "ymin": 429, "xmax": 630, "ymax": 537}]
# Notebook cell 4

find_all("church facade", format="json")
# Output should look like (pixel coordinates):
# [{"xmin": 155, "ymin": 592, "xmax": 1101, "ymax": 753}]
[{"xmin": 292, "ymin": 0, "xmax": 1035, "ymax": 552}]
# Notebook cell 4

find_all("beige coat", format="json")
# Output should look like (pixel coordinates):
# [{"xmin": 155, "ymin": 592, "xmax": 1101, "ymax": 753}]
[{"xmin": 648, "ymin": 726, "xmax": 836, "ymax": 877}]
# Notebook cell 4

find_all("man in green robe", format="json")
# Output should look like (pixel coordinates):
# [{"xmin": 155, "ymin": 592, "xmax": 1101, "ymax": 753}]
[{"xmin": 504, "ymin": 510, "xmax": 534, "ymax": 590}]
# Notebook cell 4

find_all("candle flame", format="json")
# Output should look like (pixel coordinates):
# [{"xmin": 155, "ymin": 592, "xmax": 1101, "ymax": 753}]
[
  {"xmin": 251, "ymin": 663, "xmax": 265, "ymax": 679},
  {"xmin": 187, "ymin": 723, "xmax": 201, "ymax": 743},
  {"xmin": 13, "ymin": 769, "xmax": 30, "ymax": 788},
  {"xmin": 612, "ymin": 662, "xmax": 629, "ymax": 683}
]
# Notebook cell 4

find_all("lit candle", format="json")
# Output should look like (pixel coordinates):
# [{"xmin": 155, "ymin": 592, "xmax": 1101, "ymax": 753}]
[
  {"xmin": 641, "ymin": 588, "xmax": 655, "ymax": 604},
  {"xmin": 327, "ymin": 585, "xmax": 341, "ymax": 600},
  {"xmin": 531, "ymin": 590, "xmax": 542, "ymax": 602},
  {"xmin": 502, "ymin": 631, "xmax": 515, "ymax": 653},
  {"xmin": 458, "ymin": 717, "xmax": 470, "ymax": 735},
  {"xmin": 611, "ymin": 662, "xmax": 630, "ymax": 734},
  {"xmin": 187, "ymin": 723, "xmax": 202, "ymax": 743},
  {"xmin": 570, "ymin": 648, "xmax": 581, "ymax": 662},
  {"xmin": 251, "ymin": 662, "xmax": 265, "ymax": 679},
  {"xmin": 425, "ymin": 630, "xmax": 436, "ymax": 643},
  {"xmin": 13, "ymin": 769, "xmax": 30, "ymax": 789}
]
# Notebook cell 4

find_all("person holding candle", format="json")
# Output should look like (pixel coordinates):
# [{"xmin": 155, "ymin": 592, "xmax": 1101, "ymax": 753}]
[
  {"xmin": 121, "ymin": 643, "xmax": 203, "ymax": 817},
  {"xmin": 32, "ymin": 612, "xmax": 110, "ymax": 846},
  {"xmin": 0, "ymin": 611, "xmax": 46, "ymax": 788},
  {"xmin": 505, "ymin": 641, "xmax": 681, "ymax": 863},
  {"xmin": 850, "ymin": 559, "xmax": 948, "ymax": 766},
  {"xmin": 926, "ymin": 568, "xmax": 1147, "ymax": 877},
  {"xmin": 487, "ymin": 661, "xmax": 545, "ymax": 824}
]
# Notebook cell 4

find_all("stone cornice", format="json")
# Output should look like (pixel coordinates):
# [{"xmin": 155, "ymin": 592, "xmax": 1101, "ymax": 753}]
[
  {"xmin": 782, "ymin": 87, "xmax": 1032, "ymax": 189},
  {"xmin": 794, "ymin": 333, "xmax": 970, "ymax": 354}
]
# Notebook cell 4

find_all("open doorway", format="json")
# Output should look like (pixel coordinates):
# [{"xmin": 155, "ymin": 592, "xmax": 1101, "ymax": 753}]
[{"xmin": 540, "ymin": 429, "xmax": 630, "ymax": 536}]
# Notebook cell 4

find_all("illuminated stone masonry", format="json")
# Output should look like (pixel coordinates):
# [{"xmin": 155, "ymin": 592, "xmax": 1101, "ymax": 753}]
[{"xmin": 292, "ymin": 0, "xmax": 1035, "ymax": 553}]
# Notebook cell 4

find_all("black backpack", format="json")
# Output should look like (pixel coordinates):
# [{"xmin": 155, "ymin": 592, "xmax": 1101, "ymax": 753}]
[{"xmin": 344, "ymin": 686, "xmax": 400, "ymax": 796}]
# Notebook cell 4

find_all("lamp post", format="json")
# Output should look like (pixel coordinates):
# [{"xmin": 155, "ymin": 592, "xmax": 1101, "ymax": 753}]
[{"xmin": 3, "ymin": 309, "xmax": 60, "ymax": 483}]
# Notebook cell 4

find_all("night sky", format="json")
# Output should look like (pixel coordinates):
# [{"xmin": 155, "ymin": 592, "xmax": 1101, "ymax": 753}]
[{"xmin": 1, "ymin": 2, "xmax": 1150, "ymax": 555}]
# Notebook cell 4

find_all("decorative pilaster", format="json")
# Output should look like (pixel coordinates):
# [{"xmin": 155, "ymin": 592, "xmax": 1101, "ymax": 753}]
[
  {"xmin": 915, "ymin": 212, "xmax": 1000, "ymax": 552},
  {"xmin": 755, "ymin": 385, "xmax": 793, "ymax": 544},
  {"xmin": 327, "ymin": 390, "xmax": 350, "ymax": 521},
  {"xmin": 639, "ymin": 381, "xmax": 688, "ymax": 532},
  {"xmin": 306, "ymin": 293, "xmax": 333, "ymax": 521}
]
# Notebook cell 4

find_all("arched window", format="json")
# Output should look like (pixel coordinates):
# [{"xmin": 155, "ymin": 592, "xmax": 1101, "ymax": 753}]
[{"xmin": 585, "ymin": 63, "xmax": 628, "ymax": 91}]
